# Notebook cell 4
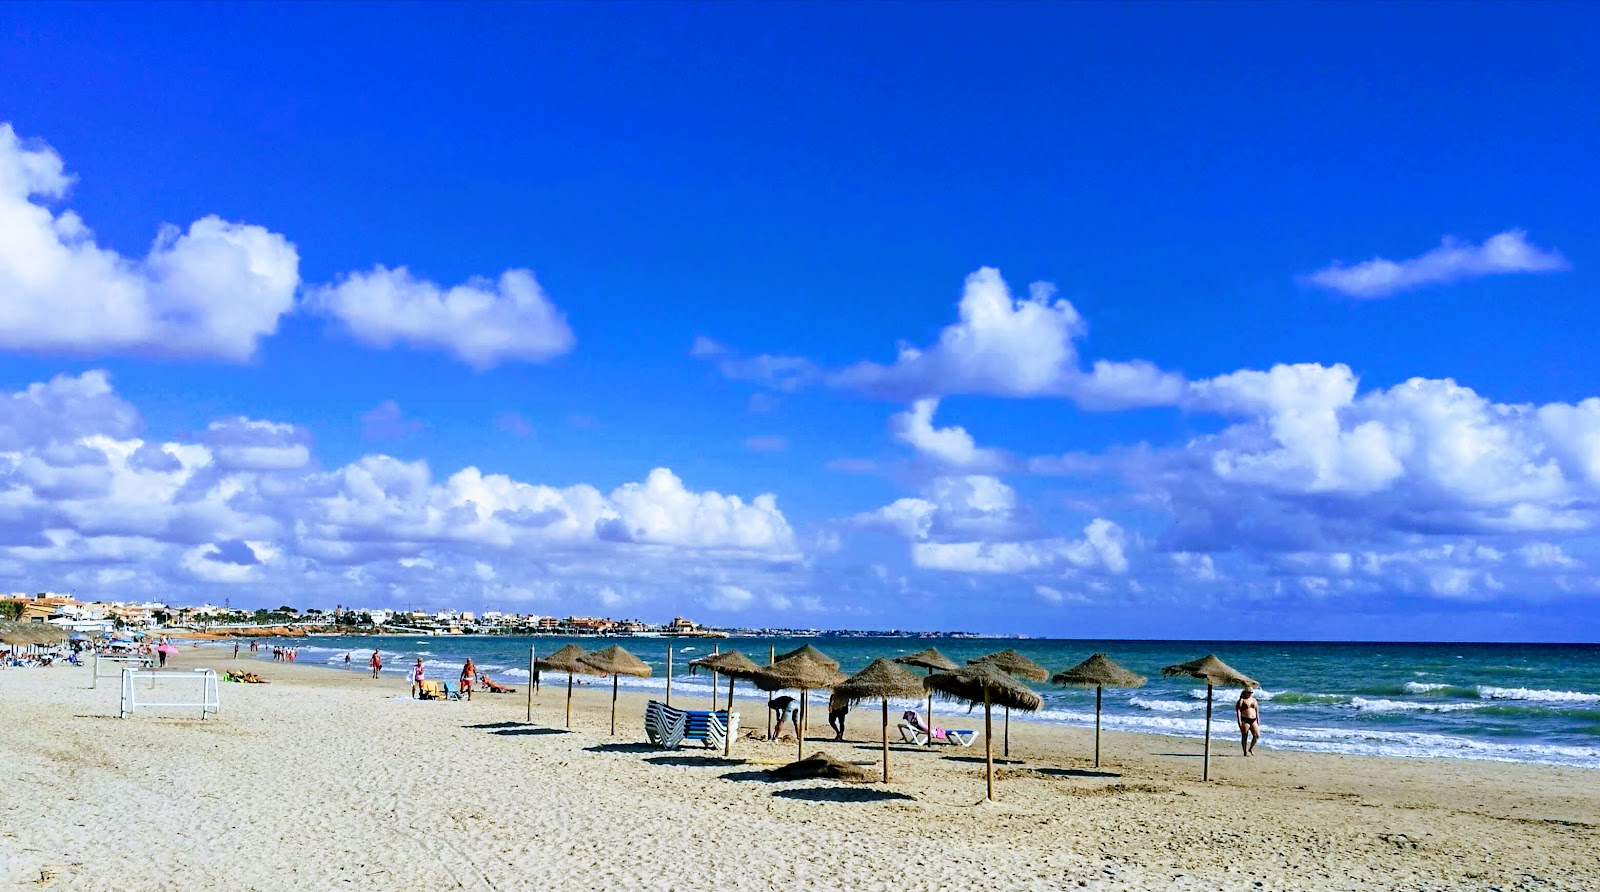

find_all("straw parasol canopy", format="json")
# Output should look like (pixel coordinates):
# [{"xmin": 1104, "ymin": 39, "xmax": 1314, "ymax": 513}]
[
  {"xmin": 895, "ymin": 647, "xmax": 958, "ymax": 672},
  {"xmin": 895, "ymin": 647, "xmax": 959, "ymax": 747},
  {"xmin": 970, "ymin": 648, "xmax": 1049, "ymax": 681},
  {"xmin": 926, "ymin": 663, "xmax": 1042, "ymax": 801},
  {"xmin": 688, "ymin": 650, "xmax": 763, "ymax": 755},
  {"xmin": 970, "ymin": 649, "xmax": 1048, "ymax": 758},
  {"xmin": 834, "ymin": 658, "xmax": 927, "ymax": 783},
  {"xmin": 1051, "ymin": 653, "xmax": 1147, "ymax": 768},
  {"xmin": 1161, "ymin": 654, "xmax": 1258, "ymax": 689},
  {"xmin": 752, "ymin": 652, "xmax": 848, "ymax": 762},
  {"xmin": 1162, "ymin": 654, "xmax": 1258, "ymax": 781},
  {"xmin": 578, "ymin": 645, "xmax": 653, "ymax": 736},
  {"xmin": 534, "ymin": 643, "xmax": 589, "ymax": 729},
  {"xmin": 774, "ymin": 643, "xmax": 840, "ymax": 669}
]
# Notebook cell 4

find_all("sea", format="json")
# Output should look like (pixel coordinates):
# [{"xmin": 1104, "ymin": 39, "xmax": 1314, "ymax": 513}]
[{"xmin": 232, "ymin": 635, "xmax": 1600, "ymax": 771}]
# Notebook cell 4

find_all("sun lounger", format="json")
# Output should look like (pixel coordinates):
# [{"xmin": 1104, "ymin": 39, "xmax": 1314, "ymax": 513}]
[
  {"xmin": 643, "ymin": 700, "xmax": 739, "ymax": 750},
  {"xmin": 898, "ymin": 710, "xmax": 974, "ymax": 746}
]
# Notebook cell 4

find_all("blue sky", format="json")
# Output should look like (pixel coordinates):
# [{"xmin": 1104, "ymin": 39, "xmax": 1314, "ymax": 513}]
[{"xmin": 1, "ymin": 3, "xmax": 1597, "ymax": 640}]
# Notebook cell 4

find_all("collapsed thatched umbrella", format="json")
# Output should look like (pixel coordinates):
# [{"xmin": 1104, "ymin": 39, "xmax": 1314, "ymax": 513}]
[
  {"xmin": 926, "ymin": 662, "xmax": 1042, "ymax": 801},
  {"xmin": 1161, "ymin": 654, "xmax": 1257, "ymax": 782},
  {"xmin": 970, "ymin": 649, "xmax": 1048, "ymax": 758},
  {"xmin": 533, "ymin": 643, "xmax": 589, "ymax": 729},
  {"xmin": 1051, "ymin": 653, "xmax": 1147, "ymax": 768},
  {"xmin": 752, "ymin": 652, "xmax": 848, "ymax": 762},
  {"xmin": 0, "ymin": 622, "xmax": 68, "ymax": 648},
  {"xmin": 578, "ymin": 645, "xmax": 653, "ymax": 736},
  {"xmin": 688, "ymin": 650, "xmax": 763, "ymax": 755},
  {"xmin": 834, "ymin": 658, "xmax": 926, "ymax": 783},
  {"xmin": 895, "ymin": 647, "xmax": 959, "ymax": 747}
]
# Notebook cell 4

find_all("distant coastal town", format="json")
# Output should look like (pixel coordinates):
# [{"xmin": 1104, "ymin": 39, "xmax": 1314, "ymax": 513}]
[{"xmin": 1, "ymin": 591, "xmax": 985, "ymax": 640}]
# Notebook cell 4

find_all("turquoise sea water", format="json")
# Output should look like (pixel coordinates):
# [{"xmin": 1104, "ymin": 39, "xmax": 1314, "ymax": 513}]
[{"xmin": 241, "ymin": 636, "xmax": 1600, "ymax": 770}]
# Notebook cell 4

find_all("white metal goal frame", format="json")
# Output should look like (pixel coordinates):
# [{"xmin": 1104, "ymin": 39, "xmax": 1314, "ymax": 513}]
[
  {"xmin": 118, "ymin": 667, "xmax": 221, "ymax": 719},
  {"xmin": 91, "ymin": 652, "xmax": 156, "ymax": 688}
]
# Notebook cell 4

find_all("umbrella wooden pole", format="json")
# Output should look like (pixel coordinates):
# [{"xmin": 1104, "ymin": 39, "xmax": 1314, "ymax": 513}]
[
  {"xmin": 565, "ymin": 672, "xmax": 573, "ymax": 729},
  {"xmin": 797, "ymin": 689, "xmax": 807, "ymax": 762},
  {"xmin": 881, "ymin": 698, "xmax": 890, "ymax": 783},
  {"xmin": 1202, "ymin": 683, "xmax": 1213, "ymax": 782},
  {"xmin": 925, "ymin": 667, "xmax": 934, "ymax": 747},
  {"xmin": 610, "ymin": 676, "xmax": 619, "ymax": 736},
  {"xmin": 526, "ymin": 646, "xmax": 534, "ymax": 723},
  {"xmin": 1004, "ymin": 705, "xmax": 1010, "ymax": 758},
  {"xmin": 766, "ymin": 645, "xmax": 775, "ymax": 740},
  {"xmin": 1094, "ymin": 686, "xmax": 1102, "ymax": 768},
  {"xmin": 665, "ymin": 646, "xmax": 672, "ymax": 707},
  {"xmin": 710, "ymin": 645, "xmax": 720, "ymax": 710},
  {"xmin": 724, "ymin": 675, "xmax": 735, "ymax": 757},
  {"xmin": 984, "ymin": 688, "xmax": 995, "ymax": 801}
]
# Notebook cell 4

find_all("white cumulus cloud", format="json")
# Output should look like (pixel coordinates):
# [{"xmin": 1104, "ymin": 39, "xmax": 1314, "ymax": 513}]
[
  {"xmin": 307, "ymin": 265, "xmax": 574, "ymax": 370},
  {"xmin": 0, "ymin": 124, "xmax": 301, "ymax": 360},
  {"xmin": 888, "ymin": 399, "xmax": 1002, "ymax": 470}
]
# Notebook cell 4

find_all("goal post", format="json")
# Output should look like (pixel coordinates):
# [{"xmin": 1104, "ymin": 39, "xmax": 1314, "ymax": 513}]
[{"xmin": 119, "ymin": 668, "xmax": 221, "ymax": 719}]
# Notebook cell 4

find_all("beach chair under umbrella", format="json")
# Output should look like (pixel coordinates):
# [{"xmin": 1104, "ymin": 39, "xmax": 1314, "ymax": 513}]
[
  {"xmin": 1161, "ymin": 654, "xmax": 1257, "ymax": 782},
  {"xmin": 834, "ymin": 658, "xmax": 926, "ymax": 783},
  {"xmin": 688, "ymin": 650, "xmax": 763, "ymax": 755},
  {"xmin": 578, "ymin": 645, "xmax": 653, "ymax": 736},
  {"xmin": 752, "ymin": 652, "xmax": 847, "ymax": 762},
  {"xmin": 534, "ymin": 643, "xmax": 589, "ymax": 729},
  {"xmin": 1050, "ymin": 653, "xmax": 1146, "ymax": 768},
  {"xmin": 969, "ymin": 649, "xmax": 1048, "ymax": 758},
  {"xmin": 895, "ymin": 647, "xmax": 959, "ymax": 748},
  {"xmin": 926, "ymin": 662, "xmax": 1042, "ymax": 802}
]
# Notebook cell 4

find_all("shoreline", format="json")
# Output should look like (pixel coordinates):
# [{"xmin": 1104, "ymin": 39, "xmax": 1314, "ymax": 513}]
[
  {"xmin": 218, "ymin": 639, "xmax": 1600, "ymax": 772},
  {"xmin": 6, "ymin": 649, "xmax": 1596, "ymax": 890}
]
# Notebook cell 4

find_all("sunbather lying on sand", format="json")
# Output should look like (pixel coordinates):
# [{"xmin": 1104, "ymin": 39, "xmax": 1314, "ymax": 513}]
[
  {"xmin": 225, "ymin": 671, "xmax": 269, "ymax": 684},
  {"xmin": 477, "ymin": 674, "xmax": 516, "ymax": 694}
]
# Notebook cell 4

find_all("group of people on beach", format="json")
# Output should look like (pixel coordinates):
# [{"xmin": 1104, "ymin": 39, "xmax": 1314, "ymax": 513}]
[{"xmin": 269, "ymin": 646, "xmax": 298, "ymax": 663}]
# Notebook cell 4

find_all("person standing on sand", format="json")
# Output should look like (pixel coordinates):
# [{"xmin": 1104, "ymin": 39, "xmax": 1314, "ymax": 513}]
[
  {"xmin": 370, "ymin": 650, "xmax": 382, "ymax": 679},
  {"xmin": 459, "ymin": 658, "xmax": 476, "ymax": 702},
  {"xmin": 769, "ymin": 695, "xmax": 800, "ymax": 740},
  {"xmin": 1236, "ymin": 687, "xmax": 1261, "ymax": 756},
  {"xmin": 233, "ymin": 642, "xmax": 239, "ymax": 660},
  {"xmin": 410, "ymin": 658, "xmax": 426, "ymax": 698},
  {"xmin": 827, "ymin": 697, "xmax": 849, "ymax": 741}
]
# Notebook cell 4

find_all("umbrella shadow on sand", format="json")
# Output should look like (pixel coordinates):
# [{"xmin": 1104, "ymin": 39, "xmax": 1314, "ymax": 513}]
[
  {"xmin": 493, "ymin": 728, "xmax": 566, "ymax": 736},
  {"xmin": 1037, "ymin": 767, "xmax": 1121, "ymax": 779},
  {"xmin": 465, "ymin": 721, "xmax": 532, "ymax": 730},
  {"xmin": 645, "ymin": 755, "xmax": 745, "ymax": 768},
  {"xmin": 943, "ymin": 755, "xmax": 1024, "ymax": 766},
  {"xmin": 585, "ymin": 742, "xmax": 657, "ymax": 754},
  {"xmin": 775, "ymin": 787, "xmax": 915, "ymax": 804}
]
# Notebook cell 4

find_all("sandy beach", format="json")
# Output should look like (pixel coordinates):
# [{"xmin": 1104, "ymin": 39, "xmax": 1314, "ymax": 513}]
[{"xmin": 2, "ymin": 652, "xmax": 1595, "ymax": 892}]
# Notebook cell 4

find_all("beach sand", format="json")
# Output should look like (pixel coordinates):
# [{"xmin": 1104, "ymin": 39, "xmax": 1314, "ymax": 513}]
[{"xmin": 2, "ymin": 651, "xmax": 1595, "ymax": 891}]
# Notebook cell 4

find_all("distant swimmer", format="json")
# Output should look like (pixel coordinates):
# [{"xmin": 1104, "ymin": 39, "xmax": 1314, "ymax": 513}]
[{"xmin": 1236, "ymin": 687, "xmax": 1260, "ymax": 756}]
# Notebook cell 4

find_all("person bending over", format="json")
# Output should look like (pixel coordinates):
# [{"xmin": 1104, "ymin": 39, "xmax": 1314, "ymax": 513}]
[{"xmin": 769, "ymin": 695, "xmax": 801, "ymax": 740}]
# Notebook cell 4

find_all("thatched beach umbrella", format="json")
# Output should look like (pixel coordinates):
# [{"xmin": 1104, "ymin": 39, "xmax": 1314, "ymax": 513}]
[
  {"xmin": 534, "ymin": 643, "xmax": 589, "ymax": 729},
  {"xmin": 1051, "ymin": 653, "xmax": 1147, "ymax": 768},
  {"xmin": 1161, "ymin": 654, "xmax": 1257, "ymax": 782},
  {"xmin": 772, "ymin": 644, "xmax": 839, "ymax": 737},
  {"xmin": 970, "ymin": 649, "xmax": 1048, "ymax": 758},
  {"xmin": 834, "ymin": 658, "xmax": 926, "ymax": 783},
  {"xmin": 578, "ymin": 645, "xmax": 653, "ymax": 736},
  {"xmin": 926, "ymin": 663, "xmax": 1042, "ymax": 801},
  {"xmin": 689, "ymin": 650, "xmax": 763, "ymax": 755},
  {"xmin": 752, "ymin": 652, "xmax": 848, "ymax": 762},
  {"xmin": 895, "ymin": 647, "xmax": 958, "ymax": 747}
]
